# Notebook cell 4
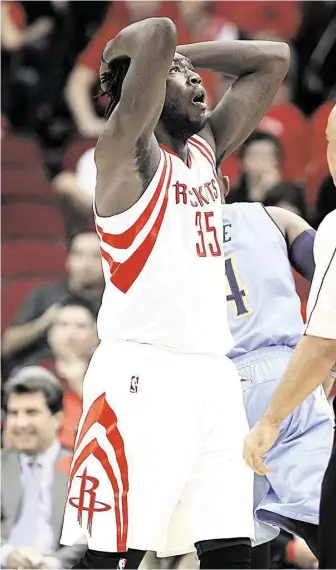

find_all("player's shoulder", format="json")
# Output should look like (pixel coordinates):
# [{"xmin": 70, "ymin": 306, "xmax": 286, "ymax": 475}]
[{"xmin": 224, "ymin": 201, "xmax": 264, "ymax": 218}]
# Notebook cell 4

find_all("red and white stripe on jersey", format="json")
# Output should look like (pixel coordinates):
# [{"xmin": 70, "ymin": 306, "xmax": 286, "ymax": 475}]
[
  {"xmin": 96, "ymin": 152, "xmax": 173, "ymax": 294},
  {"xmin": 67, "ymin": 393, "xmax": 129, "ymax": 551},
  {"xmin": 189, "ymin": 135, "xmax": 217, "ymax": 179}
]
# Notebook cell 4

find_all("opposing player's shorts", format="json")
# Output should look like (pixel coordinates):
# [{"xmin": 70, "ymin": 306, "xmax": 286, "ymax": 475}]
[
  {"xmin": 235, "ymin": 345, "xmax": 334, "ymax": 546},
  {"xmin": 61, "ymin": 339, "xmax": 254, "ymax": 555}
]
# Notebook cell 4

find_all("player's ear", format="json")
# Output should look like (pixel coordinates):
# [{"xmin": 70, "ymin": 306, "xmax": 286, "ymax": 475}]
[{"xmin": 222, "ymin": 176, "xmax": 230, "ymax": 199}]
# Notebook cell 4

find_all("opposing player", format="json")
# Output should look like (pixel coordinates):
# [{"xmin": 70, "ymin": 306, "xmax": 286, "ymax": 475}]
[
  {"xmin": 222, "ymin": 197, "xmax": 334, "ymax": 566},
  {"xmin": 60, "ymin": 17, "xmax": 289, "ymax": 569}
]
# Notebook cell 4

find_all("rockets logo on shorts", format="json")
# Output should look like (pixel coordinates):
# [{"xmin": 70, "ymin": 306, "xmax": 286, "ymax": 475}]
[{"xmin": 130, "ymin": 376, "xmax": 139, "ymax": 393}]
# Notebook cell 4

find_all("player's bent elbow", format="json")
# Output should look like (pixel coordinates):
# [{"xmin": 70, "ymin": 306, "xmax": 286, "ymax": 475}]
[
  {"xmin": 263, "ymin": 42, "xmax": 290, "ymax": 75},
  {"xmin": 149, "ymin": 18, "xmax": 177, "ymax": 55}
]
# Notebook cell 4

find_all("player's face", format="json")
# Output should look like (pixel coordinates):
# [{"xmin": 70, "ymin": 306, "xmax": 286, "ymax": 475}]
[
  {"xmin": 242, "ymin": 140, "xmax": 279, "ymax": 177},
  {"xmin": 48, "ymin": 306, "xmax": 98, "ymax": 359},
  {"xmin": 66, "ymin": 233, "xmax": 103, "ymax": 291},
  {"xmin": 159, "ymin": 54, "xmax": 208, "ymax": 140}
]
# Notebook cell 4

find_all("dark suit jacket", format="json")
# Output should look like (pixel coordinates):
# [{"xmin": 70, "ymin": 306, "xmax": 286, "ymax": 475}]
[{"xmin": 1, "ymin": 445, "xmax": 86, "ymax": 568}]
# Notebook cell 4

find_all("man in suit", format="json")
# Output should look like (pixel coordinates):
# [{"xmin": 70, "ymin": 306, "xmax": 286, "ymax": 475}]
[{"xmin": 1, "ymin": 366, "xmax": 86, "ymax": 569}]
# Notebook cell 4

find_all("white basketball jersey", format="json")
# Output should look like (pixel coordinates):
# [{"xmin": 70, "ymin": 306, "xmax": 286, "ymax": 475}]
[{"xmin": 94, "ymin": 135, "xmax": 233, "ymax": 356}]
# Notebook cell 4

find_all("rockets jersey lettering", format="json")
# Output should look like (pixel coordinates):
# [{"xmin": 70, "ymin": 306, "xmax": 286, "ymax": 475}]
[
  {"xmin": 223, "ymin": 203, "xmax": 303, "ymax": 359},
  {"xmin": 94, "ymin": 135, "xmax": 233, "ymax": 356}
]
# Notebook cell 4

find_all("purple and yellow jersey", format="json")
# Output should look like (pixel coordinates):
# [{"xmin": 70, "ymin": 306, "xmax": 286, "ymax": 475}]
[{"xmin": 223, "ymin": 203, "xmax": 303, "ymax": 359}]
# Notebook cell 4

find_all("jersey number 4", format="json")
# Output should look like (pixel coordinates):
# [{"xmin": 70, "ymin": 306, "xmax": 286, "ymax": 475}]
[
  {"xmin": 195, "ymin": 211, "xmax": 221, "ymax": 257},
  {"xmin": 195, "ymin": 212, "xmax": 251, "ymax": 318},
  {"xmin": 225, "ymin": 256, "xmax": 251, "ymax": 318}
]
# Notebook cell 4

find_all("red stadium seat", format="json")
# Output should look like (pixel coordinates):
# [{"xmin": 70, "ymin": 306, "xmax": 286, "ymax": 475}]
[
  {"xmin": 2, "ymin": 170, "xmax": 55, "ymax": 202},
  {"xmin": 307, "ymin": 101, "xmax": 335, "ymax": 203},
  {"xmin": 221, "ymin": 153, "xmax": 241, "ymax": 189},
  {"xmin": 1, "ymin": 278, "xmax": 57, "ymax": 331},
  {"xmin": 2, "ymin": 241, "xmax": 67, "ymax": 279},
  {"xmin": 258, "ymin": 104, "xmax": 309, "ymax": 182},
  {"xmin": 215, "ymin": 1, "xmax": 302, "ymax": 41},
  {"xmin": 2, "ymin": 202, "xmax": 66, "ymax": 240},
  {"xmin": 64, "ymin": 139, "xmax": 96, "ymax": 171},
  {"xmin": 2, "ymin": 135, "xmax": 44, "ymax": 169}
]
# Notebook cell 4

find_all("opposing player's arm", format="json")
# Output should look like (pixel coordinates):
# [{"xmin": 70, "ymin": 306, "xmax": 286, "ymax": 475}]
[
  {"xmin": 176, "ymin": 41, "xmax": 290, "ymax": 163},
  {"xmin": 266, "ymin": 206, "xmax": 316, "ymax": 282},
  {"xmin": 96, "ymin": 18, "xmax": 177, "ymax": 164}
]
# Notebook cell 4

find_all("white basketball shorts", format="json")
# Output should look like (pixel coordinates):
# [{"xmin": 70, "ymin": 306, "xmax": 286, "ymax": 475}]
[{"xmin": 61, "ymin": 339, "xmax": 254, "ymax": 555}]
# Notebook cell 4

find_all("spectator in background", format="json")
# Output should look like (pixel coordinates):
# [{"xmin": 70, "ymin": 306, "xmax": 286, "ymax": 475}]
[
  {"xmin": 46, "ymin": 299, "xmax": 98, "ymax": 449},
  {"xmin": 175, "ymin": 1, "xmax": 239, "ymax": 106},
  {"xmin": 263, "ymin": 181, "xmax": 309, "ymax": 220},
  {"xmin": 1, "ymin": 1, "xmax": 67, "ymax": 132},
  {"xmin": 313, "ymin": 174, "xmax": 336, "ymax": 229},
  {"xmin": 1, "ymin": 367, "xmax": 86, "ymax": 569},
  {"xmin": 2, "ymin": 232, "xmax": 103, "ymax": 370},
  {"xmin": 227, "ymin": 132, "xmax": 282, "ymax": 204},
  {"xmin": 53, "ymin": 147, "xmax": 96, "ymax": 236},
  {"xmin": 258, "ymin": 77, "xmax": 309, "ymax": 182}
]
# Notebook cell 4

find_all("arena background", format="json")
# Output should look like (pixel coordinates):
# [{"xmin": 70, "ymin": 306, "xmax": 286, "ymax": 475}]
[{"xmin": 1, "ymin": 1, "xmax": 336, "ymax": 568}]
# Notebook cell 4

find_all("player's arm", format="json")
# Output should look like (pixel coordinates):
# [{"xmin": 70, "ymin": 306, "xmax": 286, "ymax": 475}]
[
  {"xmin": 96, "ymin": 18, "xmax": 176, "ymax": 162},
  {"xmin": 266, "ymin": 206, "xmax": 316, "ymax": 282},
  {"xmin": 95, "ymin": 18, "xmax": 176, "ymax": 216},
  {"xmin": 244, "ymin": 221, "xmax": 336, "ymax": 475},
  {"xmin": 323, "ymin": 372, "xmax": 335, "ymax": 398},
  {"xmin": 176, "ymin": 41, "xmax": 290, "ymax": 163}
]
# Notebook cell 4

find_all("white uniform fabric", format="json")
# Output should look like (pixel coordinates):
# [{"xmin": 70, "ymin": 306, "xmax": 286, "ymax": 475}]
[
  {"xmin": 94, "ymin": 136, "xmax": 233, "ymax": 357},
  {"xmin": 61, "ymin": 135, "xmax": 254, "ymax": 554},
  {"xmin": 305, "ymin": 210, "xmax": 336, "ymax": 340}
]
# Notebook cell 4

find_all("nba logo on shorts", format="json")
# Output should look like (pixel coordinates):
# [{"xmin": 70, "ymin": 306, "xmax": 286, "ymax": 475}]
[
  {"xmin": 130, "ymin": 375, "xmax": 139, "ymax": 393},
  {"xmin": 117, "ymin": 558, "xmax": 127, "ymax": 569}
]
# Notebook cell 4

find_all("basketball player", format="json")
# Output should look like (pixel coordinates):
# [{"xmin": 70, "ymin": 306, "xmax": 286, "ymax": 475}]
[
  {"xmin": 222, "ymin": 198, "xmax": 334, "ymax": 567},
  {"xmin": 60, "ymin": 17, "xmax": 290, "ymax": 569},
  {"xmin": 243, "ymin": 104, "xmax": 336, "ymax": 569}
]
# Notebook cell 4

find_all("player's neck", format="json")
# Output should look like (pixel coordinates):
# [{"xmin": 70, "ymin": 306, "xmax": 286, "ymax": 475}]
[{"xmin": 155, "ymin": 129, "xmax": 189, "ymax": 165}]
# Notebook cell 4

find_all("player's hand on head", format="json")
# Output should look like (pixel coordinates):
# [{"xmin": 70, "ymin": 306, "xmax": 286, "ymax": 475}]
[{"xmin": 243, "ymin": 419, "xmax": 279, "ymax": 475}]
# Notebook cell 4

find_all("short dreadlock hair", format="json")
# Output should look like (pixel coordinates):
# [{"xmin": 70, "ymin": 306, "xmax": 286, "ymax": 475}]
[{"xmin": 100, "ymin": 56, "xmax": 131, "ymax": 119}]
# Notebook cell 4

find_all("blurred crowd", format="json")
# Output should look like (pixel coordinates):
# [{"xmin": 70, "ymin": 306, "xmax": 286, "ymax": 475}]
[{"xmin": 1, "ymin": 1, "xmax": 336, "ymax": 568}]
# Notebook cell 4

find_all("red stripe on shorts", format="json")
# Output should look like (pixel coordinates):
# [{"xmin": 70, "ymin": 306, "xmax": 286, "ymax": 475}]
[{"xmin": 68, "ymin": 394, "xmax": 129, "ymax": 551}]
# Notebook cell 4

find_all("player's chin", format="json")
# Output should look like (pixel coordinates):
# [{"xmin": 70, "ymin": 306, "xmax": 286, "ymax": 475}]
[{"xmin": 190, "ymin": 102, "xmax": 207, "ymax": 117}]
